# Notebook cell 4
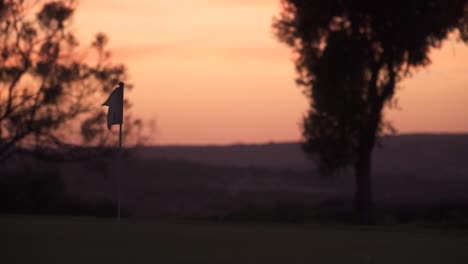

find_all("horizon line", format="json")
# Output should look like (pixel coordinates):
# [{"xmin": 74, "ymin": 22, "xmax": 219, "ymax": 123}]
[{"xmin": 143, "ymin": 132, "xmax": 468, "ymax": 148}]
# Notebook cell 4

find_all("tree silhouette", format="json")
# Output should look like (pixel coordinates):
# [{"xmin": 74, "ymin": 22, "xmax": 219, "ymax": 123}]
[
  {"xmin": 274, "ymin": 0, "xmax": 468, "ymax": 223},
  {"xmin": 0, "ymin": 0, "xmax": 148, "ymax": 162}
]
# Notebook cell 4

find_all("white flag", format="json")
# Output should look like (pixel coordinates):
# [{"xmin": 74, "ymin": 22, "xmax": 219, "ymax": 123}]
[{"xmin": 102, "ymin": 82, "xmax": 124, "ymax": 130}]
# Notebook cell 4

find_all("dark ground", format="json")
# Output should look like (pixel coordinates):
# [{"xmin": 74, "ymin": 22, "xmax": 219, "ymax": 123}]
[{"xmin": 2, "ymin": 214, "xmax": 468, "ymax": 264}]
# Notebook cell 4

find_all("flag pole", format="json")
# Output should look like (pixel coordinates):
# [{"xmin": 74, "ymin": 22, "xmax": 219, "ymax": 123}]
[
  {"xmin": 118, "ymin": 82, "xmax": 124, "ymax": 221},
  {"xmin": 118, "ymin": 123, "xmax": 122, "ymax": 221},
  {"xmin": 103, "ymin": 82, "xmax": 124, "ymax": 221}
]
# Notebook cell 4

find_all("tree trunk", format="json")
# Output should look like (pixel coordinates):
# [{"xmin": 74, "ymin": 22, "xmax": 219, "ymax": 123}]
[{"xmin": 354, "ymin": 147, "xmax": 374, "ymax": 224}]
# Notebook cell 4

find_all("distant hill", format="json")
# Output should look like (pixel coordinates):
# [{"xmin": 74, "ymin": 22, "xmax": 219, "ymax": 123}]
[
  {"xmin": 131, "ymin": 133, "xmax": 468, "ymax": 203},
  {"xmin": 132, "ymin": 142, "xmax": 313, "ymax": 171},
  {"xmin": 133, "ymin": 134, "xmax": 468, "ymax": 174},
  {"xmin": 8, "ymin": 134, "xmax": 468, "ymax": 218}
]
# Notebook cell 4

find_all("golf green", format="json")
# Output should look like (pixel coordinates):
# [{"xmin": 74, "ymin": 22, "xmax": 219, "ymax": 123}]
[{"xmin": 1, "ymin": 215, "xmax": 467, "ymax": 264}]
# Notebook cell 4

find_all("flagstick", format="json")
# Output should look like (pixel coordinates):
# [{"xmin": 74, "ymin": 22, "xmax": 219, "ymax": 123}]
[
  {"xmin": 104, "ymin": 82, "xmax": 125, "ymax": 221},
  {"xmin": 117, "ymin": 123, "xmax": 122, "ymax": 221}
]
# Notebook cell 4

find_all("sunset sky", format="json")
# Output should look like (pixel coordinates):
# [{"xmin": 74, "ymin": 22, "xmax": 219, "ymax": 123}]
[{"xmin": 74, "ymin": 0, "xmax": 468, "ymax": 145}]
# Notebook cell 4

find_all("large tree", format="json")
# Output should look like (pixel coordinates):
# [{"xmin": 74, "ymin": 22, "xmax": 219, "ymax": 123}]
[
  {"xmin": 274, "ymin": 0, "xmax": 468, "ymax": 223},
  {"xmin": 0, "ymin": 0, "xmax": 147, "ymax": 162}
]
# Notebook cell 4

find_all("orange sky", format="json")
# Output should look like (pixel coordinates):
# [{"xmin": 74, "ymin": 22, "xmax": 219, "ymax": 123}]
[{"xmin": 74, "ymin": 0, "xmax": 468, "ymax": 145}]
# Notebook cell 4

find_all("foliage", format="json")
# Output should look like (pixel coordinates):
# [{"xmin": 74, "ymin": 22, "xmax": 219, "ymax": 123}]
[
  {"xmin": 0, "ymin": 164, "xmax": 123, "ymax": 217},
  {"xmin": 0, "ymin": 0, "xmax": 150, "ymax": 162},
  {"xmin": 273, "ymin": 0, "xmax": 468, "ymax": 174},
  {"xmin": 273, "ymin": 0, "xmax": 468, "ymax": 222}
]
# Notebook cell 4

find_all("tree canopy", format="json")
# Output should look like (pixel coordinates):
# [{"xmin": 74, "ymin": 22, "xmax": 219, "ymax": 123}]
[
  {"xmin": 274, "ymin": 0, "xmax": 468, "ymax": 222},
  {"xmin": 0, "ymin": 0, "xmax": 148, "ymax": 162}
]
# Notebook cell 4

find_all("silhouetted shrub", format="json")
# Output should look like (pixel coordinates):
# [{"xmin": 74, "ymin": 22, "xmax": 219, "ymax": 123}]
[
  {"xmin": 210, "ymin": 198, "xmax": 468, "ymax": 228},
  {"xmin": 0, "ymin": 164, "xmax": 125, "ymax": 217},
  {"xmin": 220, "ymin": 201, "xmax": 318, "ymax": 223},
  {"xmin": 0, "ymin": 166, "xmax": 65, "ymax": 214}
]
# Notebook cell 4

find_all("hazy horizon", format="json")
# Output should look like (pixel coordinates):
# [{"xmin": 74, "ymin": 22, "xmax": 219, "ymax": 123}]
[{"xmin": 132, "ymin": 133, "xmax": 468, "ymax": 147}]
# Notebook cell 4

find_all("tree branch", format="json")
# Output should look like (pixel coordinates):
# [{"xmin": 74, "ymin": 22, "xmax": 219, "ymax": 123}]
[
  {"xmin": 368, "ymin": 58, "xmax": 384, "ymax": 104},
  {"xmin": 1, "ymin": 68, "xmax": 26, "ymax": 120},
  {"xmin": 378, "ymin": 61, "xmax": 396, "ymax": 108}
]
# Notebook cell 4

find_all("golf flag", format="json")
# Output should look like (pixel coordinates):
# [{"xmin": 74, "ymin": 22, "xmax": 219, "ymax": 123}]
[{"xmin": 103, "ymin": 82, "xmax": 124, "ymax": 130}]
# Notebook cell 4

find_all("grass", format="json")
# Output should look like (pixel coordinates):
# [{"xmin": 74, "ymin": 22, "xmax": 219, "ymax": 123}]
[{"xmin": 1, "ymin": 215, "xmax": 468, "ymax": 264}]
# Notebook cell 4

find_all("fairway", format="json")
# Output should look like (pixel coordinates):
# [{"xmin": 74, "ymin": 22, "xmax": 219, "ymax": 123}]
[{"xmin": 1, "ymin": 215, "xmax": 468, "ymax": 264}]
